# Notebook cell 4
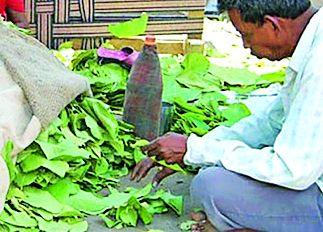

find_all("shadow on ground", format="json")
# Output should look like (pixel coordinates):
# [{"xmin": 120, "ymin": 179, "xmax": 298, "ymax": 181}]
[{"xmin": 87, "ymin": 169, "xmax": 194, "ymax": 232}]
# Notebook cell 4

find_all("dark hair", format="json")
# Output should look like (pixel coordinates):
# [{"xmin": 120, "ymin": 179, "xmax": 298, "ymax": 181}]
[{"xmin": 218, "ymin": 0, "xmax": 311, "ymax": 23}]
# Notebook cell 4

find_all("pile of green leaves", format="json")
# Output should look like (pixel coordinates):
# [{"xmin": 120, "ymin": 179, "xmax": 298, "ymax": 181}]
[
  {"xmin": 163, "ymin": 53, "xmax": 285, "ymax": 99},
  {"xmin": 71, "ymin": 49, "xmax": 129, "ymax": 115},
  {"xmin": 160, "ymin": 53, "xmax": 284, "ymax": 136},
  {"xmin": 0, "ymin": 96, "xmax": 183, "ymax": 231},
  {"xmin": 68, "ymin": 50, "xmax": 283, "ymax": 138},
  {"xmin": 171, "ymin": 94, "xmax": 251, "ymax": 136}
]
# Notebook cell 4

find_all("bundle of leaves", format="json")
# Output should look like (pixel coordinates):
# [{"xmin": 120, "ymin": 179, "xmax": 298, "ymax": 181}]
[
  {"xmin": 171, "ymin": 93, "xmax": 251, "ymax": 136},
  {"xmin": 160, "ymin": 53, "xmax": 284, "ymax": 136},
  {"xmin": 66, "ymin": 50, "xmax": 284, "ymax": 137},
  {"xmin": 0, "ymin": 97, "xmax": 183, "ymax": 231}
]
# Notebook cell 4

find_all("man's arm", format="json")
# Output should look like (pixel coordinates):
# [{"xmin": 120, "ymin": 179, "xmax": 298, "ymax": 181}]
[
  {"xmin": 133, "ymin": 95, "xmax": 284, "ymax": 185},
  {"xmin": 184, "ymin": 95, "xmax": 284, "ymax": 166},
  {"xmin": 185, "ymin": 58, "xmax": 323, "ymax": 190}
]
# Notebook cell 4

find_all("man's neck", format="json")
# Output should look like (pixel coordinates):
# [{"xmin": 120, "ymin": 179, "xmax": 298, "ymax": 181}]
[{"xmin": 288, "ymin": 6, "xmax": 319, "ymax": 51}]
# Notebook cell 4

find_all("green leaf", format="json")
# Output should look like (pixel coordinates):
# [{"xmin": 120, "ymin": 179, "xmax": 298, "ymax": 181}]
[
  {"xmin": 209, "ymin": 65, "xmax": 260, "ymax": 86},
  {"xmin": 22, "ymin": 188, "xmax": 63, "ymax": 214},
  {"xmin": 36, "ymin": 217, "xmax": 69, "ymax": 232},
  {"xmin": 133, "ymin": 148, "xmax": 146, "ymax": 164},
  {"xmin": 132, "ymin": 184, "xmax": 153, "ymax": 199},
  {"xmin": 6, "ymin": 187, "xmax": 25, "ymax": 200},
  {"xmin": 176, "ymin": 53, "xmax": 219, "ymax": 91},
  {"xmin": 100, "ymin": 214, "xmax": 118, "ymax": 228},
  {"xmin": 14, "ymin": 172, "xmax": 38, "ymax": 187},
  {"xmin": 117, "ymin": 198, "xmax": 138, "ymax": 227},
  {"xmin": 182, "ymin": 53, "xmax": 210, "ymax": 73},
  {"xmin": 46, "ymin": 179, "xmax": 80, "ymax": 204},
  {"xmin": 155, "ymin": 160, "xmax": 186, "ymax": 174},
  {"xmin": 221, "ymin": 103, "xmax": 251, "ymax": 126},
  {"xmin": 138, "ymin": 206, "xmax": 153, "ymax": 225},
  {"xmin": 69, "ymin": 190, "xmax": 115, "ymax": 215},
  {"xmin": 95, "ymin": 157, "xmax": 110, "ymax": 176},
  {"xmin": 20, "ymin": 153, "xmax": 69, "ymax": 177},
  {"xmin": 68, "ymin": 220, "xmax": 88, "ymax": 232},
  {"xmin": 160, "ymin": 192, "xmax": 183, "ymax": 216},
  {"xmin": 0, "ymin": 208, "xmax": 37, "ymax": 228},
  {"xmin": 145, "ymin": 199, "xmax": 167, "ymax": 214},
  {"xmin": 32, "ymin": 208, "xmax": 53, "ymax": 221},
  {"xmin": 36, "ymin": 140, "xmax": 90, "ymax": 161},
  {"xmin": 257, "ymin": 70, "xmax": 286, "ymax": 84},
  {"xmin": 180, "ymin": 220, "xmax": 196, "ymax": 231},
  {"xmin": 162, "ymin": 75, "xmax": 201, "ymax": 103},
  {"xmin": 108, "ymin": 13, "xmax": 149, "ymax": 38},
  {"xmin": 160, "ymin": 56, "xmax": 183, "ymax": 77},
  {"xmin": 84, "ymin": 114, "xmax": 104, "ymax": 140},
  {"xmin": 58, "ymin": 41, "xmax": 74, "ymax": 50}
]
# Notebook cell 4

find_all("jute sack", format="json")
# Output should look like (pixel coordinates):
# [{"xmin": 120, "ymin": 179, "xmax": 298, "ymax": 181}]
[
  {"xmin": 0, "ymin": 22, "xmax": 90, "ymax": 128},
  {"xmin": 0, "ymin": 22, "xmax": 90, "ymax": 211}
]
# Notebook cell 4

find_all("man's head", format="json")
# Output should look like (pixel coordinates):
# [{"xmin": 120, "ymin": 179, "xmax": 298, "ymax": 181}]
[{"xmin": 218, "ymin": 0, "xmax": 313, "ymax": 60}]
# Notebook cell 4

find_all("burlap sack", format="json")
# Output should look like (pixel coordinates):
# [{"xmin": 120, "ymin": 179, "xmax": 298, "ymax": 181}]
[
  {"xmin": 0, "ymin": 22, "xmax": 91, "ymax": 128},
  {"xmin": 0, "ymin": 22, "xmax": 91, "ymax": 211}
]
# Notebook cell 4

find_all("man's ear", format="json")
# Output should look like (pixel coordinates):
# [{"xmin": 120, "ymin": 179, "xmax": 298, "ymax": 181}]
[{"xmin": 264, "ymin": 15, "xmax": 282, "ymax": 31}]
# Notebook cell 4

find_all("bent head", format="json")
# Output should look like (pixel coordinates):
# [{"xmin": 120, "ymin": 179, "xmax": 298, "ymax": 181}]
[{"xmin": 218, "ymin": 0, "xmax": 312, "ymax": 60}]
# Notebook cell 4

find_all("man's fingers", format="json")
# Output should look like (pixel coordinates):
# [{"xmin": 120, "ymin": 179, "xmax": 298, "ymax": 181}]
[
  {"xmin": 136, "ymin": 165, "xmax": 152, "ymax": 182},
  {"xmin": 152, "ymin": 168, "xmax": 175, "ymax": 186},
  {"xmin": 131, "ymin": 158, "xmax": 155, "ymax": 182},
  {"xmin": 141, "ymin": 138, "xmax": 159, "ymax": 153},
  {"xmin": 165, "ymin": 156, "xmax": 180, "ymax": 164},
  {"xmin": 131, "ymin": 163, "xmax": 143, "ymax": 180}
]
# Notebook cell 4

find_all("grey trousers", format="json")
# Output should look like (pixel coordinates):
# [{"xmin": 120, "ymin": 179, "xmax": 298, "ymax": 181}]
[{"xmin": 190, "ymin": 167, "xmax": 323, "ymax": 232}]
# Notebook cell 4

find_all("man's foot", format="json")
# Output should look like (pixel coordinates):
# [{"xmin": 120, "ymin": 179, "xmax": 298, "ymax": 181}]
[{"xmin": 190, "ymin": 211, "xmax": 217, "ymax": 232}]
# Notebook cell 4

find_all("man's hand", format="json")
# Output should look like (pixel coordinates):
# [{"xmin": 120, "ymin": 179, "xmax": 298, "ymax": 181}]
[
  {"xmin": 131, "ymin": 157, "xmax": 155, "ymax": 182},
  {"xmin": 142, "ymin": 132, "xmax": 188, "ymax": 166},
  {"xmin": 131, "ymin": 157, "xmax": 176, "ymax": 186},
  {"xmin": 131, "ymin": 132, "xmax": 188, "ymax": 186}
]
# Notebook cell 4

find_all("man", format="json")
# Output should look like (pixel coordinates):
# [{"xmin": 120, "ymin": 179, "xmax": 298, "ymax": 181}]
[
  {"xmin": 0, "ymin": 0, "xmax": 28, "ymax": 28},
  {"xmin": 131, "ymin": 0, "xmax": 323, "ymax": 231}
]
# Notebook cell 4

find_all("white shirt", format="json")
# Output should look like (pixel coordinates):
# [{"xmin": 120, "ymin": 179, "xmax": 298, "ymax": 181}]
[{"xmin": 184, "ymin": 8, "xmax": 323, "ymax": 192}]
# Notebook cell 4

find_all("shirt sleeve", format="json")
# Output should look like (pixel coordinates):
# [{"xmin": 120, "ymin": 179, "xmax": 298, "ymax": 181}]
[
  {"xmin": 184, "ymin": 95, "xmax": 284, "ymax": 165},
  {"xmin": 184, "ymin": 52, "xmax": 323, "ymax": 190},
  {"xmin": 6, "ymin": 0, "xmax": 25, "ymax": 12}
]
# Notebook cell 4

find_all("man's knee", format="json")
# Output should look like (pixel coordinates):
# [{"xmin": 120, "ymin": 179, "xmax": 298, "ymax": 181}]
[{"xmin": 190, "ymin": 166, "xmax": 232, "ymax": 206}]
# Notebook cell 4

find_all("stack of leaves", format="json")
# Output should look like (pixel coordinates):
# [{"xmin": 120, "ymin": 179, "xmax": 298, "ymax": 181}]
[
  {"xmin": 160, "ymin": 53, "xmax": 283, "ymax": 136},
  {"xmin": 166, "ymin": 53, "xmax": 285, "ymax": 98},
  {"xmin": 58, "ymin": 47, "xmax": 284, "ymax": 138},
  {"xmin": 171, "ymin": 93, "xmax": 251, "ymax": 136},
  {"xmin": 0, "ymin": 97, "xmax": 183, "ymax": 231},
  {"xmin": 71, "ymin": 50, "xmax": 129, "ymax": 115}
]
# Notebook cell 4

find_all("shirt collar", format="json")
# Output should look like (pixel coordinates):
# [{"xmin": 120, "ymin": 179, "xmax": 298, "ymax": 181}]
[{"xmin": 289, "ymin": 8, "xmax": 323, "ymax": 73}]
